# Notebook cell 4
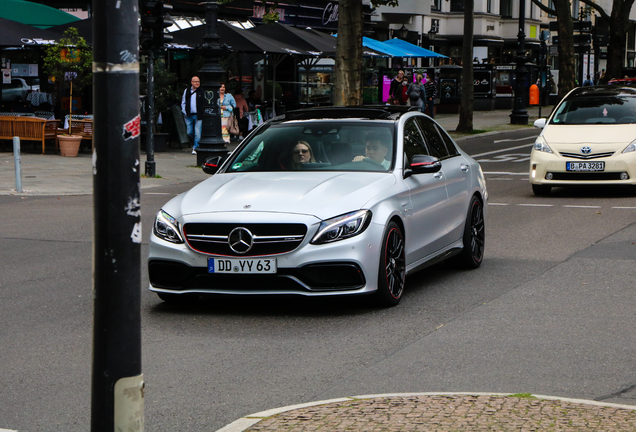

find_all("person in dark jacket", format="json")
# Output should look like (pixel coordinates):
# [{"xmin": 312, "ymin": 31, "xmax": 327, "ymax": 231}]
[
  {"xmin": 389, "ymin": 70, "xmax": 405, "ymax": 105},
  {"xmin": 181, "ymin": 76, "xmax": 204, "ymax": 154},
  {"xmin": 423, "ymin": 75, "xmax": 438, "ymax": 118}
]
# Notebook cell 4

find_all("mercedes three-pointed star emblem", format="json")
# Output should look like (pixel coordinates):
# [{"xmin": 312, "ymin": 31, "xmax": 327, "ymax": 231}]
[{"xmin": 228, "ymin": 227, "xmax": 253, "ymax": 254}]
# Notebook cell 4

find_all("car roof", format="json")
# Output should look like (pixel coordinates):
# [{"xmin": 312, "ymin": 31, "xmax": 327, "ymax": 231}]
[
  {"xmin": 567, "ymin": 85, "xmax": 636, "ymax": 98},
  {"xmin": 276, "ymin": 106, "xmax": 421, "ymax": 122}
]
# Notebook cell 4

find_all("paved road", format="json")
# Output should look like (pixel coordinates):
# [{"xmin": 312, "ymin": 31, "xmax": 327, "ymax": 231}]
[{"xmin": 1, "ymin": 128, "xmax": 635, "ymax": 431}]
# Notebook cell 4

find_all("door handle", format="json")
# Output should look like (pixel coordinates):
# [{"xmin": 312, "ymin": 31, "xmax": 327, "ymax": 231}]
[
  {"xmin": 461, "ymin": 164, "xmax": 469, "ymax": 172},
  {"xmin": 434, "ymin": 172, "xmax": 443, "ymax": 179}
]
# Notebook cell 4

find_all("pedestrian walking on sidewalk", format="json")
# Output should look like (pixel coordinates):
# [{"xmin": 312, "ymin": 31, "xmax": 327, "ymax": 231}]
[
  {"xmin": 182, "ymin": 76, "xmax": 204, "ymax": 154},
  {"xmin": 389, "ymin": 70, "xmax": 405, "ymax": 105},
  {"xmin": 407, "ymin": 74, "xmax": 426, "ymax": 111},
  {"xmin": 423, "ymin": 75, "xmax": 438, "ymax": 118},
  {"xmin": 233, "ymin": 88, "xmax": 249, "ymax": 141},
  {"xmin": 218, "ymin": 82, "xmax": 236, "ymax": 144}
]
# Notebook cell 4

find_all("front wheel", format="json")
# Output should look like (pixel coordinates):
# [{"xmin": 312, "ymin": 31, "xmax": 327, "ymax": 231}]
[
  {"xmin": 375, "ymin": 221, "xmax": 406, "ymax": 307},
  {"xmin": 453, "ymin": 196, "xmax": 485, "ymax": 269}
]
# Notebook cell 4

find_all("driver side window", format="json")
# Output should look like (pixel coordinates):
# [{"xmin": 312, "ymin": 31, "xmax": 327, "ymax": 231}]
[{"xmin": 403, "ymin": 118, "xmax": 429, "ymax": 166}]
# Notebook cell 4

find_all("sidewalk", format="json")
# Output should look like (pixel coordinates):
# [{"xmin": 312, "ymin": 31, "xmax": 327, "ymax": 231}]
[
  {"xmin": 217, "ymin": 393, "xmax": 636, "ymax": 432},
  {"xmin": 0, "ymin": 106, "xmax": 549, "ymax": 196}
]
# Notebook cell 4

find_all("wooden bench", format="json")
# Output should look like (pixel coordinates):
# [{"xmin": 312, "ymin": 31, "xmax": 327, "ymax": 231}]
[{"xmin": 0, "ymin": 116, "xmax": 60, "ymax": 154}]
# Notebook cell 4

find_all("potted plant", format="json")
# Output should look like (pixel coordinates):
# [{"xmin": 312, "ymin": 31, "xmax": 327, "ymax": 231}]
[
  {"xmin": 43, "ymin": 27, "xmax": 92, "ymax": 155},
  {"xmin": 57, "ymin": 133, "xmax": 83, "ymax": 157}
]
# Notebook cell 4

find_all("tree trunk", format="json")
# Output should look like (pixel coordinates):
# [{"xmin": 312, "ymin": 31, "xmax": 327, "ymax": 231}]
[
  {"xmin": 553, "ymin": 0, "xmax": 576, "ymax": 100},
  {"xmin": 334, "ymin": 0, "xmax": 363, "ymax": 106},
  {"xmin": 456, "ymin": 0, "xmax": 474, "ymax": 133},
  {"xmin": 605, "ymin": 0, "xmax": 634, "ymax": 81}
]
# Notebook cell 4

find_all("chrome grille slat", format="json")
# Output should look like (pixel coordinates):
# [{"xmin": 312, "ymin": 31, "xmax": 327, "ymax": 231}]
[
  {"xmin": 184, "ymin": 223, "xmax": 308, "ymax": 256},
  {"xmin": 559, "ymin": 152, "xmax": 615, "ymax": 159}
]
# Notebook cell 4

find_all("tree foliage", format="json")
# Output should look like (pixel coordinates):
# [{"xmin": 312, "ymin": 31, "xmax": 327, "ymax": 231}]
[{"xmin": 43, "ymin": 27, "xmax": 92, "ymax": 92}]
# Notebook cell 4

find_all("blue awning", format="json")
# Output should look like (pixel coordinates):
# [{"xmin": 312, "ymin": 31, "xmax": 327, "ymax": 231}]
[
  {"xmin": 362, "ymin": 37, "xmax": 412, "ymax": 57},
  {"xmin": 382, "ymin": 38, "xmax": 448, "ymax": 58},
  {"xmin": 330, "ymin": 34, "xmax": 447, "ymax": 58}
]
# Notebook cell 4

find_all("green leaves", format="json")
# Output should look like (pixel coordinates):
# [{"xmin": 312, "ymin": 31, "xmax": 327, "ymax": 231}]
[{"xmin": 43, "ymin": 27, "xmax": 92, "ymax": 91}]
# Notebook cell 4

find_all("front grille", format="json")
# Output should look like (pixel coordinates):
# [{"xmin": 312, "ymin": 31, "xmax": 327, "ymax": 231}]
[
  {"xmin": 184, "ymin": 223, "xmax": 307, "ymax": 257},
  {"xmin": 559, "ymin": 152, "xmax": 615, "ymax": 159},
  {"xmin": 547, "ymin": 172, "xmax": 627, "ymax": 181},
  {"xmin": 148, "ymin": 260, "xmax": 366, "ymax": 292}
]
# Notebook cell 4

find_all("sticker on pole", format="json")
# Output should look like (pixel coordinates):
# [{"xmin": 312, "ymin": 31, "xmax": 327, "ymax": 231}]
[
  {"xmin": 114, "ymin": 374, "xmax": 144, "ymax": 431},
  {"xmin": 123, "ymin": 115, "xmax": 141, "ymax": 140}
]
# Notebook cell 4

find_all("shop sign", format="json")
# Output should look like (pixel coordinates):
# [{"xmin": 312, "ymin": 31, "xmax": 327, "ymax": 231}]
[
  {"xmin": 322, "ymin": 3, "xmax": 338, "ymax": 26},
  {"xmin": 474, "ymin": 70, "xmax": 493, "ymax": 95},
  {"xmin": 440, "ymin": 79, "xmax": 457, "ymax": 98}
]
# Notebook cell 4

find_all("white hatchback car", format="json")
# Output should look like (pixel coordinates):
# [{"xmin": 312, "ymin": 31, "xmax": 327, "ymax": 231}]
[
  {"xmin": 148, "ymin": 107, "xmax": 487, "ymax": 306},
  {"xmin": 530, "ymin": 86, "xmax": 636, "ymax": 195}
]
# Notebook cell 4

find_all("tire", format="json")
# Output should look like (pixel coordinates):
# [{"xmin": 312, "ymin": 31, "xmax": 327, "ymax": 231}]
[
  {"xmin": 532, "ymin": 184, "xmax": 551, "ymax": 196},
  {"xmin": 454, "ymin": 196, "xmax": 485, "ymax": 269},
  {"xmin": 375, "ymin": 221, "xmax": 406, "ymax": 307},
  {"xmin": 157, "ymin": 292, "xmax": 198, "ymax": 305}
]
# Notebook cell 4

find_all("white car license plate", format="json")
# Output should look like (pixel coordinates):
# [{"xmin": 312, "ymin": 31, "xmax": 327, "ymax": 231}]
[
  {"xmin": 208, "ymin": 258, "xmax": 277, "ymax": 274},
  {"xmin": 566, "ymin": 161, "xmax": 605, "ymax": 171}
]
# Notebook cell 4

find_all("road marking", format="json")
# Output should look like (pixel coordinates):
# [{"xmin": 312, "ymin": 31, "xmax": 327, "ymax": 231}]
[
  {"xmin": 488, "ymin": 203, "xmax": 510, "ymax": 206},
  {"xmin": 144, "ymin": 192, "xmax": 172, "ymax": 195},
  {"xmin": 518, "ymin": 203, "xmax": 554, "ymax": 207},
  {"xmin": 0, "ymin": 428, "xmax": 18, "ymax": 432},
  {"xmin": 563, "ymin": 205, "xmax": 602, "ymax": 209},
  {"xmin": 612, "ymin": 206, "xmax": 636, "ymax": 209},
  {"xmin": 483, "ymin": 172, "xmax": 528, "ymax": 175},
  {"xmin": 493, "ymin": 136, "xmax": 538, "ymax": 143},
  {"xmin": 470, "ymin": 143, "xmax": 534, "ymax": 158}
]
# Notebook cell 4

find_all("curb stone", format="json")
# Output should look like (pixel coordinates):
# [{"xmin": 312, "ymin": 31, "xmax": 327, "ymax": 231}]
[{"xmin": 215, "ymin": 393, "xmax": 636, "ymax": 432}]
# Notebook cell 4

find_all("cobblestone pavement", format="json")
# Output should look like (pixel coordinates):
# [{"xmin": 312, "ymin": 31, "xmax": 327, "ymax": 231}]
[{"xmin": 226, "ymin": 394, "xmax": 636, "ymax": 432}]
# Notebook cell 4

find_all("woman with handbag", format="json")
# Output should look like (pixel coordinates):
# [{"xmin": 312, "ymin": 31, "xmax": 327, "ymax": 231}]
[
  {"xmin": 219, "ymin": 83, "xmax": 237, "ymax": 143},
  {"xmin": 407, "ymin": 74, "xmax": 426, "ymax": 111}
]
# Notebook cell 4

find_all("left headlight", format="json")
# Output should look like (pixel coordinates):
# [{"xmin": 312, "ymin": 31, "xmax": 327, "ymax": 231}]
[
  {"xmin": 622, "ymin": 138, "xmax": 636, "ymax": 153},
  {"xmin": 311, "ymin": 210, "xmax": 372, "ymax": 245},
  {"xmin": 153, "ymin": 210, "xmax": 184, "ymax": 244}
]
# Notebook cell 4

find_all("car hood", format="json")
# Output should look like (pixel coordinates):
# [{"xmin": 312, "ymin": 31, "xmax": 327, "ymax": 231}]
[
  {"xmin": 543, "ymin": 124, "xmax": 636, "ymax": 150},
  {"xmin": 172, "ymin": 171, "xmax": 396, "ymax": 220}
]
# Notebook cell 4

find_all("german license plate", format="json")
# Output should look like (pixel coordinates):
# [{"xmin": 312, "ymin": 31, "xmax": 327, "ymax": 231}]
[
  {"xmin": 208, "ymin": 258, "xmax": 277, "ymax": 274},
  {"xmin": 566, "ymin": 161, "xmax": 605, "ymax": 171}
]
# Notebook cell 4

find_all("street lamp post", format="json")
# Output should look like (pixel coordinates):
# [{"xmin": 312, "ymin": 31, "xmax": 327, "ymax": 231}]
[
  {"xmin": 196, "ymin": 1, "xmax": 228, "ymax": 167},
  {"xmin": 510, "ymin": 0, "xmax": 529, "ymax": 125}
]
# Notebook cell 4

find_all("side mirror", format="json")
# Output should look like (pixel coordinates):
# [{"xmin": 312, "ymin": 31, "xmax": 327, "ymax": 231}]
[
  {"xmin": 202, "ymin": 156, "xmax": 223, "ymax": 175},
  {"xmin": 410, "ymin": 154, "xmax": 442, "ymax": 174},
  {"xmin": 534, "ymin": 118, "xmax": 547, "ymax": 129}
]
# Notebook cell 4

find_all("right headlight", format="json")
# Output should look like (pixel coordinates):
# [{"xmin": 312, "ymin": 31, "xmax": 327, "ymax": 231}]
[
  {"xmin": 311, "ymin": 210, "xmax": 372, "ymax": 245},
  {"xmin": 153, "ymin": 210, "xmax": 184, "ymax": 244},
  {"xmin": 533, "ymin": 136, "xmax": 553, "ymax": 153}
]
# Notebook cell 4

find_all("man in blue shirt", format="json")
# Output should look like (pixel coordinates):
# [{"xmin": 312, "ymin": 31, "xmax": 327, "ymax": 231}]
[{"xmin": 181, "ymin": 76, "xmax": 204, "ymax": 154}]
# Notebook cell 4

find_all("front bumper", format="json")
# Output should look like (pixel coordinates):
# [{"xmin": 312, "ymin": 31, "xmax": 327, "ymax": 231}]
[
  {"xmin": 148, "ymin": 215, "xmax": 387, "ymax": 297},
  {"xmin": 529, "ymin": 150, "xmax": 636, "ymax": 186}
]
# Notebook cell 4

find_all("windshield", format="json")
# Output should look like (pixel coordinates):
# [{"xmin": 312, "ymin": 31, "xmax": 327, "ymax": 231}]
[
  {"xmin": 227, "ymin": 120, "xmax": 395, "ymax": 173},
  {"xmin": 550, "ymin": 95, "xmax": 636, "ymax": 125}
]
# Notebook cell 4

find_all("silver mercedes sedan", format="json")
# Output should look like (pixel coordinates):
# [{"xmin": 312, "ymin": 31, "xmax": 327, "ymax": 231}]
[{"xmin": 148, "ymin": 107, "xmax": 487, "ymax": 306}]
